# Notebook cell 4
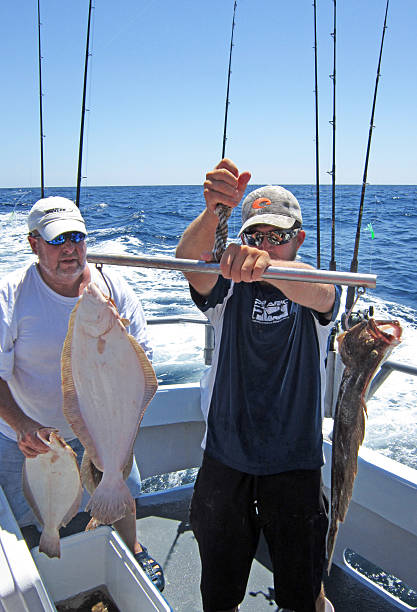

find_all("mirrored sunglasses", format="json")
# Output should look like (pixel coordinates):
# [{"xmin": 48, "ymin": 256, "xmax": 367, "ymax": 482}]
[
  {"xmin": 45, "ymin": 231, "xmax": 86, "ymax": 245},
  {"xmin": 241, "ymin": 228, "xmax": 300, "ymax": 247}
]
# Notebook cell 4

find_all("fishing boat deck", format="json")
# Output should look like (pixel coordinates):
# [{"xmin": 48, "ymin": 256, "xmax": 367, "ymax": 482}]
[{"xmin": 22, "ymin": 486, "xmax": 402, "ymax": 612}]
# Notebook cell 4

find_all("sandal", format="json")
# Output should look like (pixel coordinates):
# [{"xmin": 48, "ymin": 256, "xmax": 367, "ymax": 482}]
[{"xmin": 134, "ymin": 545, "xmax": 165, "ymax": 592}]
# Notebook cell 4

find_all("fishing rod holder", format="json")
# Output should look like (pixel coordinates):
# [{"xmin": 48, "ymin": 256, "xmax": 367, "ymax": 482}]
[{"xmin": 87, "ymin": 253, "xmax": 377, "ymax": 289}]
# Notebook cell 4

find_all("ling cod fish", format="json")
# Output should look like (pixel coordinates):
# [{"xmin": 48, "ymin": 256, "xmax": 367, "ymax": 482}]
[
  {"xmin": 326, "ymin": 318, "xmax": 402, "ymax": 573},
  {"xmin": 61, "ymin": 282, "xmax": 157, "ymax": 525},
  {"xmin": 22, "ymin": 431, "xmax": 83, "ymax": 558}
]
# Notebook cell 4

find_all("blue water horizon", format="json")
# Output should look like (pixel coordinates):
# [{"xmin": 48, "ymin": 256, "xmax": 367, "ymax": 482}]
[{"xmin": 1, "ymin": 183, "xmax": 416, "ymax": 311}]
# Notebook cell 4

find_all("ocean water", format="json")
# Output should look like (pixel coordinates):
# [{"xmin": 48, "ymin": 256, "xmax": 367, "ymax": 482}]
[{"xmin": 0, "ymin": 184, "xmax": 416, "ymax": 471}]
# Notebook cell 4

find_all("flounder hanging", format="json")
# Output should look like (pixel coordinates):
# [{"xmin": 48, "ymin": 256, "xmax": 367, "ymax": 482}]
[{"xmin": 61, "ymin": 282, "xmax": 157, "ymax": 525}]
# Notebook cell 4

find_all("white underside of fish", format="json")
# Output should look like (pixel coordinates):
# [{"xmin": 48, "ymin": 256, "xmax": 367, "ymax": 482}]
[
  {"xmin": 22, "ymin": 432, "xmax": 82, "ymax": 558},
  {"xmin": 61, "ymin": 282, "xmax": 157, "ymax": 525}
]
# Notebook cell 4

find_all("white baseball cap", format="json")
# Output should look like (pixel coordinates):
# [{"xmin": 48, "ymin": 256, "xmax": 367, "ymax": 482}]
[{"xmin": 28, "ymin": 197, "xmax": 87, "ymax": 241}]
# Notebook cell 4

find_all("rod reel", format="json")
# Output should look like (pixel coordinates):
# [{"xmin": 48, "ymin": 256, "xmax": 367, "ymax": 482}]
[{"xmin": 341, "ymin": 291, "xmax": 374, "ymax": 331}]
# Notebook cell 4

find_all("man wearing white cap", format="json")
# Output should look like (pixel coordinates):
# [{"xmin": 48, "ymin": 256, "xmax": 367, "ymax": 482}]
[
  {"xmin": 176, "ymin": 160, "xmax": 340, "ymax": 611},
  {"xmin": 0, "ymin": 196, "xmax": 164, "ymax": 592}
]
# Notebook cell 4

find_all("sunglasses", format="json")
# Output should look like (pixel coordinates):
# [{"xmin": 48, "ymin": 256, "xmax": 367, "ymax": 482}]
[
  {"xmin": 241, "ymin": 228, "xmax": 300, "ymax": 247},
  {"xmin": 31, "ymin": 231, "xmax": 86, "ymax": 245}
]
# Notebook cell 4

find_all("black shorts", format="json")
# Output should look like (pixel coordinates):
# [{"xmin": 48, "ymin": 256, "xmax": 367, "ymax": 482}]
[{"xmin": 190, "ymin": 453, "xmax": 328, "ymax": 612}]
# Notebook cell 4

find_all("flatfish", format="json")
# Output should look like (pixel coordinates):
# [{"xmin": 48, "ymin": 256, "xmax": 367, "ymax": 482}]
[
  {"xmin": 22, "ymin": 431, "xmax": 83, "ymax": 558},
  {"xmin": 326, "ymin": 318, "xmax": 402, "ymax": 572},
  {"xmin": 80, "ymin": 450, "xmax": 134, "ymax": 531},
  {"xmin": 61, "ymin": 282, "xmax": 157, "ymax": 525}
]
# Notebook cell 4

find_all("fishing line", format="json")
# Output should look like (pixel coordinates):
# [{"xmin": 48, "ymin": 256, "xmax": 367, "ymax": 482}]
[
  {"xmin": 213, "ymin": 0, "xmax": 238, "ymax": 262},
  {"xmin": 366, "ymin": 194, "xmax": 379, "ymax": 274},
  {"xmin": 95, "ymin": 263, "xmax": 113, "ymax": 301},
  {"xmin": 345, "ymin": 0, "xmax": 390, "ymax": 315},
  {"xmin": 7, "ymin": 191, "xmax": 31, "ymax": 224},
  {"xmin": 93, "ymin": 0, "xmax": 157, "ymax": 54}
]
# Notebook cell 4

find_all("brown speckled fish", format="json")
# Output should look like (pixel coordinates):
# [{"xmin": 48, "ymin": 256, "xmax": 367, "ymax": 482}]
[
  {"xmin": 61, "ymin": 282, "xmax": 157, "ymax": 525},
  {"xmin": 22, "ymin": 431, "xmax": 82, "ymax": 558},
  {"xmin": 327, "ymin": 318, "xmax": 402, "ymax": 572}
]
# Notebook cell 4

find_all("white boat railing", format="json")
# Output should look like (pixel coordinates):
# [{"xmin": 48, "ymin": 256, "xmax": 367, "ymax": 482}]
[
  {"xmin": 367, "ymin": 359, "xmax": 417, "ymax": 399},
  {"xmin": 147, "ymin": 316, "xmax": 215, "ymax": 365}
]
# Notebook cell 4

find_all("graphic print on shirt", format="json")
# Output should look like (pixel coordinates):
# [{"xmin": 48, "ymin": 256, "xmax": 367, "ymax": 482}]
[{"xmin": 252, "ymin": 297, "xmax": 289, "ymax": 324}]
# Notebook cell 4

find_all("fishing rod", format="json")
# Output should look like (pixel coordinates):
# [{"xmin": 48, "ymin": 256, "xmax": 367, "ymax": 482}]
[
  {"xmin": 87, "ymin": 253, "xmax": 377, "ymax": 289},
  {"xmin": 328, "ymin": 0, "xmax": 337, "ymax": 272},
  {"xmin": 76, "ymin": 0, "xmax": 94, "ymax": 208},
  {"xmin": 37, "ymin": 0, "xmax": 45, "ymax": 198},
  {"xmin": 313, "ymin": 0, "xmax": 321, "ymax": 269},
  {"xmin": 345, "ymin": 0, "xmax": 389, "ymax": 315},
  {"xmin": 222, "ymin": 0, "xmax": 237, "ymax": 159},
  {"xmin": 213, "ymin": 0, "xmax": 238, "ymax": 262}
]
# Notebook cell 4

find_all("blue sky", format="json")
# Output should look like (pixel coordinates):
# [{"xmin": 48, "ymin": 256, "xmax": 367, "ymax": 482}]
[{"xmin": 2, "ymin": 0, "xmax": 416, "ymax": 187}]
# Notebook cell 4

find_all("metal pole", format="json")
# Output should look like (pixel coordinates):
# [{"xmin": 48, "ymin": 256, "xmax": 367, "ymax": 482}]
[{"xmin": 86, "ymin": 253, "xmax": 376, "ymax": 288}]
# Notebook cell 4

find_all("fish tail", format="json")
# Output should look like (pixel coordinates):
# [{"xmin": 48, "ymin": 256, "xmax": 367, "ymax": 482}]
[
  {"xmin": 326, "ymin": 518, "xmax": 339, "ymax": 574},
  {"xmin": 39, "ymin": 526, "xmax": 61, "ymax": 558},
  {"xmin": 85, "ymin": 516, "xmax": 102, "ymax": 531},
  {"xmin": 85, "ymin": 475, "xmax": 135, "ymax": 525}
]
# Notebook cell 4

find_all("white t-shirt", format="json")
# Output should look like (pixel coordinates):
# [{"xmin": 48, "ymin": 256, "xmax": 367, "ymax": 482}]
[{"xmin": 0, "ymin": 263, "xmax": 152, "ymax": 441}]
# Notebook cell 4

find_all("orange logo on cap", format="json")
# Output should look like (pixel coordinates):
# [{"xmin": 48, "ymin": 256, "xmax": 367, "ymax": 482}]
[{"xmin": 252, "ymin": 198, "xmax": 272, "ymax": 209}]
